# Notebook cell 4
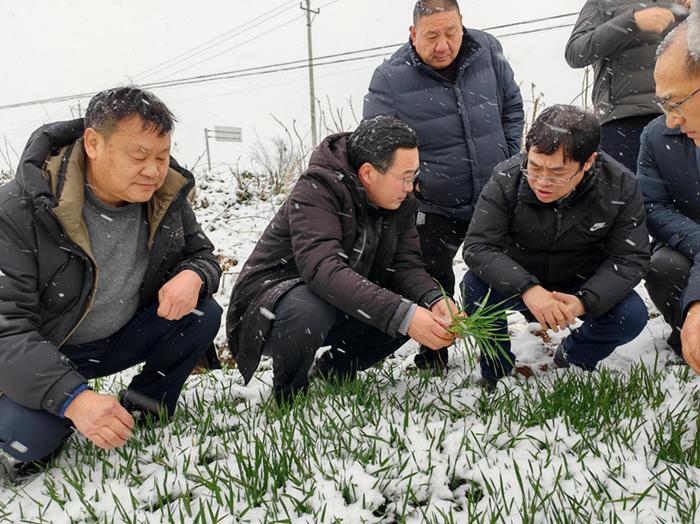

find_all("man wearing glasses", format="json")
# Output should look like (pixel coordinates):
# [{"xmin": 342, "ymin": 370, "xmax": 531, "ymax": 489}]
[
  {"xmin": 640, "ymin": 21, "xmax": 700, "ymax": 374},
  {"xmin": 461, "ymin": 105, "xmax": 650, "ymax": 388}
]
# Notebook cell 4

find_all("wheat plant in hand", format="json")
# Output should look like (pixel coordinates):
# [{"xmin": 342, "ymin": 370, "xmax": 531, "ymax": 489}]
[{"xmin": 442, "ymin": 288, "xmax": 513, "ymax": 367}]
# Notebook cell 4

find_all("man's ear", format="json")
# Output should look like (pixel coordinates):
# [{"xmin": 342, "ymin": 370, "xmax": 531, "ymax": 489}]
[
  {"xmin": 357, "ymin": 162, "xmax": 374, "ymax": 187},
  {"xmin": 83, "ymin": 128, "xmax": 101, "ymax": 160},
  {"xmin": 409, "ymin": 25, "xmax": 417, "ymax": 45},
  {"xmin": 583, "ymin": 152, "xmax": 598, "ymax": 172}
]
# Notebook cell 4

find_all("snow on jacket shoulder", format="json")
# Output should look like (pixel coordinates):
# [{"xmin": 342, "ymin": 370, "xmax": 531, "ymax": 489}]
[
  {"xmin": 0, "ymin": 119, "xmax": 220, "ymax": 415},
  {"xmin": 363, "ymin": 29, "xmax": 524, "ymax": 222}
]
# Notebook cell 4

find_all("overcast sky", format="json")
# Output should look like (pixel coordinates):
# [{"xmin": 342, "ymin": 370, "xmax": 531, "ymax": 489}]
[{"xmin": 0, "ymin": 0, "xmax": 586, "ymax": 171}]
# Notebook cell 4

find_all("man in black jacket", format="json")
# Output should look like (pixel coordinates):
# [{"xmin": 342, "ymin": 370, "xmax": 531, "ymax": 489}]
[
  {"xmin": 227, "ymin": 116, "xmax": 457, "ymax": 401},
  {"xmin": 463, "ymin": 105, "xmax": 650, "ymax": 386},
  {"xmin": 0, "ymin": 87, "xmax": 222, "ymax": 480}
]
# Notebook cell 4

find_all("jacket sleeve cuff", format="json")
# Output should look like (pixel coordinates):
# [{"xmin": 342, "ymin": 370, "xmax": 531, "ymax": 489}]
[
  {"xmin": 59, "ymin": 383, "xmax": 92, "ymax": 418},
  {"xmin": 418, "ymin": 289, "xmax": 445, "ymax": 309},
  {"xmin": 398, "ymin": 303, "xmax": 418, "ymax": 336},
  {"xmin": 41, "ymin": 370, "xmax": 89, "ymax": 416},
  {"xmin": 387, "ymin": 299, "xmax": 413, "ymax": 337}
]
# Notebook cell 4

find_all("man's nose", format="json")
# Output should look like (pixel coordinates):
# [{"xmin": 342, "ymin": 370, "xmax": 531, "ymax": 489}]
[{"xmin": 665, "ymin": 112, "xmax": 684, "ymax": 129}]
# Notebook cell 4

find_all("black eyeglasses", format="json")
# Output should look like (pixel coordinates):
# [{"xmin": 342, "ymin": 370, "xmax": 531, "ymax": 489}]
[
  {"xmin": 654, "ymin": 86, "xmax": 700, "ymax": 117},
  {"xmin": 520, "ymin": 166, "xmax": 582, "ymax": 186}
]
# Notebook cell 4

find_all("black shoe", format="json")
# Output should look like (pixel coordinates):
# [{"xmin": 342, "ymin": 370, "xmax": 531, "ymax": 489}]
[
  {"xmin": 0, "ymin": 446, "xmax": 60, "ymax": 486},
  {"xmin": 553, "ymin": 344, "xmax": 570, "ymax": 369},
  {"xmin": 413, "ymin": 346, "xmax": 449, "ymax": 374},
  {"xmin": 475, "ymin": 376, "xmax": 498, "ymax": 393},
  {"xmin": 119, "ymin": 389, "xmax": 165, "ymax": 425}
]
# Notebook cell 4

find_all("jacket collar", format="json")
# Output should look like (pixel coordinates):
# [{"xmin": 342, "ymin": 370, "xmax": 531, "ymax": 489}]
[
  {"xmin": 43, "ymin": 136, "xmax": 191, "ymax": 253},
  {"xmin": 408, "ymin": 28, "xmax": 483, "ymax": 80}
]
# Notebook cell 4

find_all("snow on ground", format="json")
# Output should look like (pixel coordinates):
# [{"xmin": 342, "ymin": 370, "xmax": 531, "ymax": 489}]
[{"xmin": 1, "ymin": 168, "xmax": 698, "ymax": 523}]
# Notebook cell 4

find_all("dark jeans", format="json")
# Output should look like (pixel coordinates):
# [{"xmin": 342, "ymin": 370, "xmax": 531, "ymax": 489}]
[
  {"xmin": 461, "ymin": 272, "xmax": 648, "ymax": 381},
  {"xmin": 262, "ymin": 285, "xmax": 409, "ymax": 399},
  {"xmin": 645, "ymin": 246, "xmax": 691, "ymax": 355},
  {"xmin": 0, "ymin": 298, "xmax": 222, "ymax": 462},
  {"xmin": 415, "ymin": 211, "xmax": 470, "ymax": 365},
  {"xmin": 600, "ymin": 114, "xmax": 658, "ymax": 173}
]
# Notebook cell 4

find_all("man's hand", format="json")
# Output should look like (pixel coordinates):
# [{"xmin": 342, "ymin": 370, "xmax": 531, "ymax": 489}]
[
  {"xmin": 64, "ymin": 390, "xmax": 134, "ymax": 450},
  {"xmin": 634, "ymin": 7, "xmax": 675, "ymax": 33},
  {"xmin": 681, "ymin": 303, "xmax": 700, "ymax": 374},
  {"xmin": 430, "ymin": 297, "xmax": 460, "ymax": 322},
  {"xmin": 552, "ymin": 291, "xmax": 586, "ymax": 319},
  {"xmin": 157, "ymin": 269, "xmax": 203, "ymax": 320},
  {"xmin": 408, "ymin": 306, "xmax": 454, "ymax": 350},
  {"xmin": 522, "ymin": 285, "xmax": 575, "ymax": 332}
]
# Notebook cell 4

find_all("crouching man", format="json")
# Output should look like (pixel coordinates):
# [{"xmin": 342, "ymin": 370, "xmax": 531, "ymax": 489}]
[
  {"xmin": 227, "ymin": 116, "xmax": 457, "ymax": 400},
  {"xmin": 462, "ymin": 104, "xmax": 650, "ymax": 387},
  {"xmin": 0, "ymin": 87, "xmax": 222, "ymax": 481}
]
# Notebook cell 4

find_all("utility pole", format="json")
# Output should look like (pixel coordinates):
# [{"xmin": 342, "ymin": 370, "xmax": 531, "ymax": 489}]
[{"xmin": 300, "ymin": 0, "xmax": 320, "ymax": 149}]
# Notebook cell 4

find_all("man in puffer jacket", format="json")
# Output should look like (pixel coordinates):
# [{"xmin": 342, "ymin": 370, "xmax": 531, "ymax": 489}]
[
  {"xmin": 463, "ymin": 105, "xmax": 649, "ymax": 388},
  {"xmin": 565, "ymin": 0, "xmax": 691, "ymax": 171},
  {"xmin": 0, "ymin": 87, "xmax": 222, "ymax": 482},
  {"xmin": 363, "ymin": 0, "xmax": 524, "ymax": 371},
  {"xmin": 227, "ymin": 116, "xmax": 458, "ymax": 401}
]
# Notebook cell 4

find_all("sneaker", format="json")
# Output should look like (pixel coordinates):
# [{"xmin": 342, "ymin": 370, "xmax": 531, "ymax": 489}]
[
  {"xmin": 475, "ymin": 376, "xmax": 498, "ymax": 393},
  {"xmin": 553, "ymin": 344, "xmax": 570, "ymax": 369},
  {"xmin": 413, "ymin": 346, "xmax": 449, "ymax": 375},
  {"xmin": 118, "ymin": 389, "xmax": 164, "ymax": 426},
  {"xmin": 0, "ymin": 450, "xmax": 50, "ymax": 486}
]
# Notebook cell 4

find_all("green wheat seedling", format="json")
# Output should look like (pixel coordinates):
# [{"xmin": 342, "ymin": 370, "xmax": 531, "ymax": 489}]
[{"xmin": 441, "ymin": 288, "xmax": 513, "ymax": 368}]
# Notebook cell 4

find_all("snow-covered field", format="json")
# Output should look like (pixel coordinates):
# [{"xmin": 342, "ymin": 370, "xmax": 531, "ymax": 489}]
[{"xmin": 1, "ymin": 168, "xmax": 698, "ymax": 523}]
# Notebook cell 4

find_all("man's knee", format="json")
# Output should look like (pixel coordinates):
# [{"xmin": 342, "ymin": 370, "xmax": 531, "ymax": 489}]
[
  {"xmin": 192, "ymin": 297, "xmax": 223, "ymax": 338},
  {"xmin": 647, "ymin": 247, "xmax": 691, "ymax": 290},
  {"xmin": 606, "ymin": 292, "xmax": 648, "ymax": 344},
  {"xmin": 272, "ymin": 285, "xmax": 335, "ymax": 336},
  {"xmin": 0, "ymin": 395, "xmax": 72, "ymax": 462}
]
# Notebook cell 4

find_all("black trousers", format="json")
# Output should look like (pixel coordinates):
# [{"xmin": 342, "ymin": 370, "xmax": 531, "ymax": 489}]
[
  {"xmin": 262, "ymin": 285, "xmax": 409, "ymax": 399},
  {"xmin": 600, "ymin": 114, "xmax": 658, "ymax": 173},
  {"xmin": 414, "ymin": 211, "xmax": 470, "ymax": 366},
  {"xmin": 645, "ymin": 246, "xmax": 691, "ymax": 355},
  {"xmin": 0, "ymin": 298, "xmax": 222, "ymax": 461}
]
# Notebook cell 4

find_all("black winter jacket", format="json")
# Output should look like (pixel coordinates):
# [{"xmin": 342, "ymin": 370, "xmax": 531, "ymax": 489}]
[
  {"xmin": 226, "ymin": 133, "xmax": 442, "ymax": 383},
  {"xmin": 463, "ymin": 153, "xmax": 650, "ymax": 317},
  {"xmin": 0, "ymin": 120, "xmax": 221, "ymax": 415},
  {"xmin": 565, "ymin": 0, "xmax": 685, "ymax": 124}
]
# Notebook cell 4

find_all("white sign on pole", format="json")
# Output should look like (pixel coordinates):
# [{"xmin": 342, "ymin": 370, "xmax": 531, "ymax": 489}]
[{"xmin": 213, "ymin": 126, "xmax": 242, "ymax": 143}]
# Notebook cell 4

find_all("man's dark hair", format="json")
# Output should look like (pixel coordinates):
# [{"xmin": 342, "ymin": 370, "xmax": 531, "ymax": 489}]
[
  {"xmin": 525, "ymin": 105, "xmax": 600, "ymax": 166},
  {"xmin": 84, "ymin": 86, "xmax": 176, "ymax": 137},
  {"xmin": 413, "ymin": 0, "xmax": 461, "ymax": 25},
  {"xmin": 347, "ymin": 116, "xmax": 418, "ymax": 173}
]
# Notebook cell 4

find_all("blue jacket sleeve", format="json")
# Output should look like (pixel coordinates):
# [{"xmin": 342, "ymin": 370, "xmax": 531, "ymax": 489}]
[
  {"xmin": 639, "ymin": 125, "xmax": 700, "ymax": 314},
  {"xmin": 363, "ymin": 68, "xmax": 399, "ymax": 119}
]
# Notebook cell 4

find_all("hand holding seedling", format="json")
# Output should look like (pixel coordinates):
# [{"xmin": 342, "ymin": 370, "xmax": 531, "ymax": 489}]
[
  {"xmin": 408, "ymin": 306, "xmax": 453, "ymax": 350},
  {"xmin": 522, "ymin": 285, "xmax": 576, "ymax": 332},
  {"xmin": 64, "ymin": 390, "xmax": 134, "ymax": 450}
]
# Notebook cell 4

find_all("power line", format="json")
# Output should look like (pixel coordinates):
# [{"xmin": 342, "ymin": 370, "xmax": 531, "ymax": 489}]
[
  {"xmin": 133, "ymin": 0, "xmax": 298, "ymax": 82},
  {"xmin": 0, "ymin": 13, "xmax": 578, "ymax": 112}
]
